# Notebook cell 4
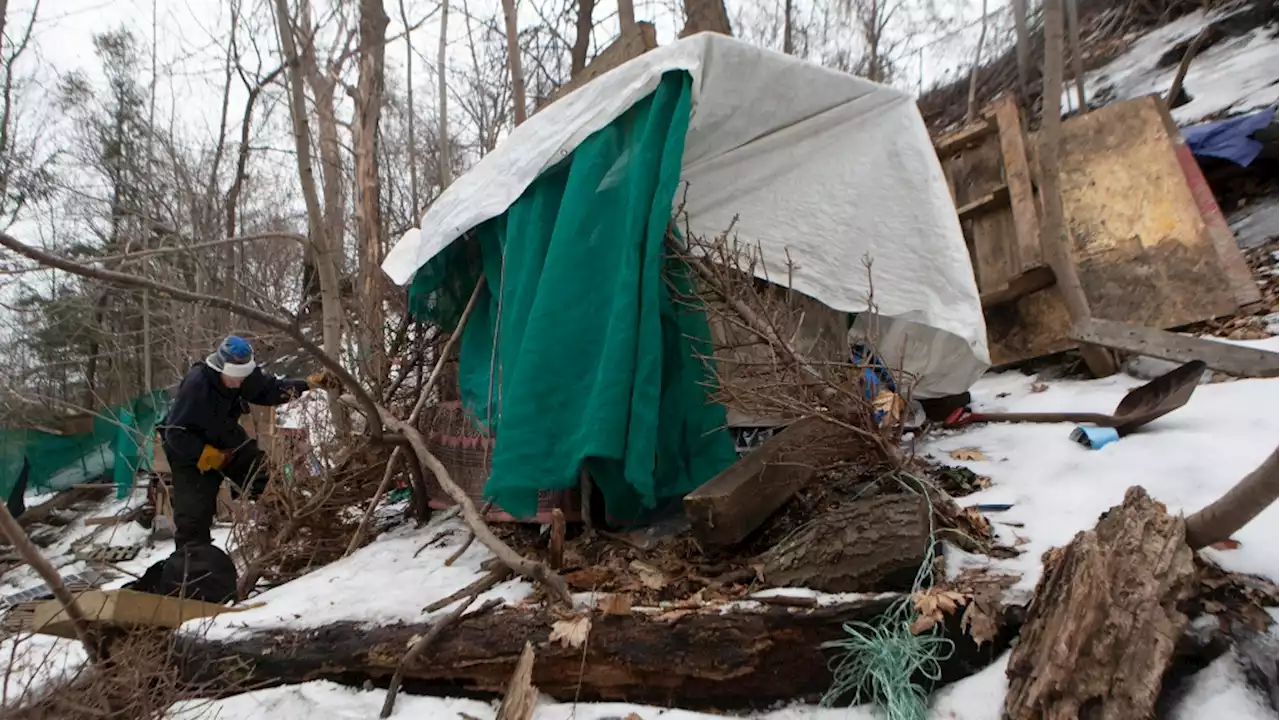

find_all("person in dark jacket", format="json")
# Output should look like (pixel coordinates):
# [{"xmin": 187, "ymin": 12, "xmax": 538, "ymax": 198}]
[{"xmin": 160, "ymin": 335, "xmax": 336, "ymax": 548}]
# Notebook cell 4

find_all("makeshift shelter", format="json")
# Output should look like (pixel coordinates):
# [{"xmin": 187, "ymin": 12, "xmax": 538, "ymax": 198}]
[{"xmin": 382, "ymin": 33, "xmax": 988, "ymax": 523}]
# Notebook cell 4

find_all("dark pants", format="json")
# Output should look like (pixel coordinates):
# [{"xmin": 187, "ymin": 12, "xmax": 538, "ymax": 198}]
[{"xmin": 167, "ymin": 441, "xmax": 270, "ymax": 548}]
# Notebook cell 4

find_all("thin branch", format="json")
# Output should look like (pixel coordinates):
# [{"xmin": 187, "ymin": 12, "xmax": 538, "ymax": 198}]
[
  {"xmin": 343, "ymin": 276, "xmax": 487, "ymax": 557},
  {"xmin": 0, "ymin": 231, "xmax": 384, "ymax": 440},
  {"xmin": 0, "ymin": 503, "xmax": 99, "ymax": 662},
  {"xmin": 342, "ymin": 395, "xmax": 573, "ymax": 605}
]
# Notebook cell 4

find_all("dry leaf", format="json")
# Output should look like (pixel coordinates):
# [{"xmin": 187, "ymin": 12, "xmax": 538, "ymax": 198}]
[
  {"xmin": 873, "ymin": 390, "xmax": 905, "ymax": 427},
  {"xmin": 1012, "ymin": 531, "xmax": 1030, "ymax": 547},
  {"xmin": 624, "ymin": 714, "xmax": 643, "ymax": 720},
  {"xmin": 599, "ymin": 593, "xmax": 633, "ymax": 616},
  {"xmin": 1210, "ymin": 539, "xmax": 1241, "ymax": 550},
  {"xmin": 630, "ymin": 561, "xmax": 667, "ymax": 591},
  {"xmin": 935, "ymin": 590, "xmax": 968, "ymax": 614},
  {"xmin": 909, "ymin": 614, "xmax": 938, "ymax": 634},
  {"xmin": 1030, "ymin": 382, "xmax": 1049, "ymax": 393},
  {"xmin": 961, "ymin": 601, "xmax": 999, "ymax": 647},
  {"xmin": 549, "ymin": 616, "xmax": 592, "ymax": 649},
  {"xmin": 565, "ymin": 566, "xmax": 613, "ymax": 591},
  {"xmin": 949, "ymin": 447, "xmax": 988, "ymax": 462}
]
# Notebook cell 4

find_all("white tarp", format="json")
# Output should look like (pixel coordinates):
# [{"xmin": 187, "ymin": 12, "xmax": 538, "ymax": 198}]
[{"xmin": 382, "ymin": 33, "xmax": 990, "ymax": 397}]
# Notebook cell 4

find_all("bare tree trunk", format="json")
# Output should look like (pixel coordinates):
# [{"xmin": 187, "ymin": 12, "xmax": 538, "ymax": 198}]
[
  {"xmin": 679, "ymin": 0, "xmax": 732, "ymax": 37},
  {"xmin": 782, "ymin": 0, "xmax": 794, "ymax": 54},
  {"xmin": 618, "ymin": 0, "xmax": 636, "ymax": 32},
  {"xmin": 500, "ymin": 0, "xmax": 527, "ymax": 126},
  {"xmin": 399, "ymin": 0, "xmax": 421, "ymax": 217},
  {"xmin": 438, "ymin": 0, "xmax": 452, "ymax": 189},
  {"xmin": 355, "ymin": 0, "xmax": 390, "ymax": 391},
  {"xmin": 1039, "ymin": 0, "xmax": 1116, "ymax": 378},
  {"xmin": 1065, "ymin": 0, "xmax": 1086, "ymax": 112},
  {"xmin": 571, "ymin": 0, "xmax": 595, "ymax": 74},
  {"xmin": 272, "ymin": 0, "xmax": 350, "ymax": 432},
  {"xmin": 966, "ymin": 0, "xmax": 989, "ymax": 124},
  {"xmin": 143, "ymin": 0, "xmax": 158, "ymax": 393},
  {"xmin": 1011, "ymin": 0, "xmax": 1031, "ymax": 106}
]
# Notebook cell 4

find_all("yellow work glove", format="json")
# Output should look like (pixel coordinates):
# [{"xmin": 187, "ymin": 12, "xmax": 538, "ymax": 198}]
[
  {"xmin": 307, "ymin": 370, "xmax": 342, "ymax": 391},
  {"xmin": 197, "ymin": 445, "xmax": 229, "ymax": 473}
]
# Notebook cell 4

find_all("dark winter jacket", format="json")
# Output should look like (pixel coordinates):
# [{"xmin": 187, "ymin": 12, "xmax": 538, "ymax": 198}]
[{"xmin": 160, "ymin": 362, "xmax": 309, "ymax": 466}]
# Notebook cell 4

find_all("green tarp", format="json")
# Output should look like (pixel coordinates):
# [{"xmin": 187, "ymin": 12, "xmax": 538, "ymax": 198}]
[
  {"xmin": 409, "ymin": 71, "xmax": 737, "ymax": 524},
  {"xmin": 0, "ymin": 390, "xmax": 168, "ymax": 505}
]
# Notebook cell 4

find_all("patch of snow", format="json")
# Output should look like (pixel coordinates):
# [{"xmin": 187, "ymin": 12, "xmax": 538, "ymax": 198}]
[
  {"xmin": 188, "ymin": 516, "xmax": 534, "ymax": 641},
  {"xmin": 0, "ymin": 633, "xmax": 88, "ymax": 707},
  {"xmin": 166, "ymin": 679, "xmax": 884, "ymax": 720},
  {"xmin": 921, "ymin": 369, "xmax": 1280, "ymax": 594},
  {"xmin": 1228, "ymin": 196, "xmax": 1279, "ymax": 250},
  {"xmin": 1077, "ymin": 7, "xmax": 1279, "ymax": 124},
  {"xmin": 1167, "ymin": 650, "xmax": 1275, "ymax": 720}
]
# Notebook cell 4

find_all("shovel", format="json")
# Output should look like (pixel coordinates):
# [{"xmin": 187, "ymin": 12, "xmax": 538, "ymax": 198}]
[{"xmin": 945, "ymin": 360, "xmax": 1207, "ymax": 436}]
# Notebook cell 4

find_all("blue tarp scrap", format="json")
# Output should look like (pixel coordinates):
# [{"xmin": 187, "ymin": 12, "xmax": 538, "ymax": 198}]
[{"xmin": 1182, "ymin": 104, "xmax": 1277, "ymax": 167}]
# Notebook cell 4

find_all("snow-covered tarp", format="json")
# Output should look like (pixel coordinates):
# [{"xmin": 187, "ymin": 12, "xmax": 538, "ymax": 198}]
[{"xmin": 382, "ymin": 33, "xmax": 990, "ymax": 398}]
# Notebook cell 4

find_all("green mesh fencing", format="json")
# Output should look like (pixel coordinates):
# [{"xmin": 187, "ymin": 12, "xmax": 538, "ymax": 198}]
[
  {"xmin": 407, "ymin": 71, "xmax": 737, "ymax": 525},
  {"xmin": 0, "ymin": 389, "xmax": 170, "ymax": 506}
]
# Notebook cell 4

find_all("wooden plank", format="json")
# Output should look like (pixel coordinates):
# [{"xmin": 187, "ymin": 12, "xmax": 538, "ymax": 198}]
[
  {"xmin": 957, "ymin": 184, "xmax": 1010, "ymax": 220},
  {"xmin": 1158, "ymin": 104, "xmax": 1260, "ymax": 308},
  {"xmin": 541, "ymin": 23, "xmax": 657, "ymax": 110},
  {"xmin": 987, "ymin": 96, "xmax": 1243, "ymax": 366},
  {"xmin": 935, "ymin": 117, "xmax": 997, "ymax": 157},
  {"xmin": 684, "ymin": 417, "xmax": 854, "ymax": 547},
  {"xmin": 992, "ymin": 95, "xmax": 1043, "ymax": 272},
  {"xmin": 942, "ymin": 134, "xmax": 1018, "ymax": 296},
  {"xmin": 1072, "ymin": 318, "xmax": 1279, "ymax": 378},
  {"xmin": 981, "ymin": 265, "xmax": 1055, "ymax": 307}
]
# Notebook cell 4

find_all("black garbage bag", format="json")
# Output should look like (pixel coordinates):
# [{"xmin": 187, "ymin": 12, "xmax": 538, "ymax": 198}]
[{"xmin": 125, "ymin": 544, "xmax": 238, "ymax": 604}]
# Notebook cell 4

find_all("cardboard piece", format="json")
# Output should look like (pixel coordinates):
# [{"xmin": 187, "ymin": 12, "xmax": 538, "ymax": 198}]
[{"xmin": 31, "ymin": 589, "xmax": 257, "ymax": 639}]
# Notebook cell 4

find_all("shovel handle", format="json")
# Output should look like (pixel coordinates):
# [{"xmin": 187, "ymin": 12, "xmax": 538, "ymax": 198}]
[{"xmin": 947, "ymin": 409, "xmax": 1120, "ymax": 426}]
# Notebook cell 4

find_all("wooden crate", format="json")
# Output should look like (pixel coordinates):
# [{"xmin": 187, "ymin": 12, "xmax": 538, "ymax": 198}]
[{"xmin": 938, "ymin": 95, "xmax": 1260, "ymax": 366}]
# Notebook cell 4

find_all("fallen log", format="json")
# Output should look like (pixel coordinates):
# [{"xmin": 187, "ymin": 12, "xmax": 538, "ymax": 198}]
[
  {"xmin": 177, "ymin": 595, "xmax": 1016, "ymax": 708},
  {"xmin": 761, "ymin": 493, "xmax": 931, "ymax": 593},
  {"xmin": 1005, "ymin": 486, "xmax": 1197, "ymax": 720}
]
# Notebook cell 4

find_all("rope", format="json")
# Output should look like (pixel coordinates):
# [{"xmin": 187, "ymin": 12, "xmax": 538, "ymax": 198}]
[{"xmin": 819, "ymin": 473, "xmax": 956, "ymax": 720}]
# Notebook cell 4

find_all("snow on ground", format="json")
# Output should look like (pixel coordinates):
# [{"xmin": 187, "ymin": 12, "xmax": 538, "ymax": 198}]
[
  {"xmin": 1229, "ymin": 196, "xmax": 1280, "ymax": 249},
  {"xmin": 191, "ymin": 514, "xmax": 534, "ymax": 642},
  {"xmin": 1168, "ymin": 650, "xmax": 1276, "ymax": 720},
  {"xmin": 925, "ymin": 345, "xmax": 1279, "ymax": 595},
  {"xmin": 167, "ymin": 678, "xmax": 964, "ymax": 720},
  {"xmin": 1067, "ymin": 6, "xmax": 1279, "ymax": 124},
  {"xmin": 0, "ymin": 633, "xmax": 88, "ymax": 708}
]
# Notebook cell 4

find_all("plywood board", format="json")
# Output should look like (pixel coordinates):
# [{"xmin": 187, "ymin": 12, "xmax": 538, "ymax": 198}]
[{"xmin": 988, "ymin": 96, "xmax": 1242, "ymax": 366}]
